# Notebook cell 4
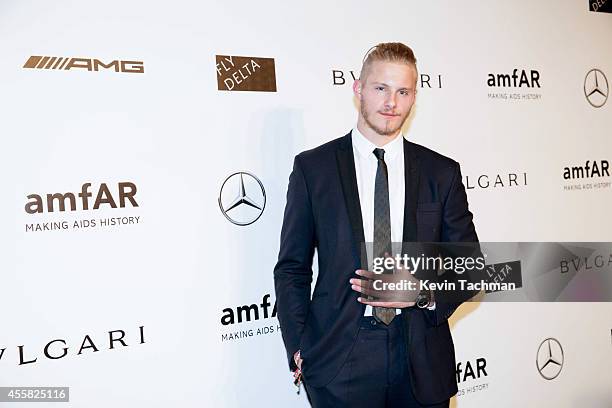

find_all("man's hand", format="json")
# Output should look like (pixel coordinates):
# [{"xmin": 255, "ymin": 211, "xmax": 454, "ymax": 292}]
[
  {"xmin": 293, "ymin": 350, "xmax": 303, "ymax": 370},
  {"xmin": 349, "ymin": 269, "xmax": 420, "ymax": 308}
]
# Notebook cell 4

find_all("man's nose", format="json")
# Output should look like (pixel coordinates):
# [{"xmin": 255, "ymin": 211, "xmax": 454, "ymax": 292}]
[{"xmin": 385, "ymin": 93, "xmax": 396, "ymax": 110}]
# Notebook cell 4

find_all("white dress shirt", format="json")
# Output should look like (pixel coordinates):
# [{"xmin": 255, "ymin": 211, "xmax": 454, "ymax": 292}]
[{"xmin": 351, "ymin": 128, "xmax": 405, "ymax": 316}]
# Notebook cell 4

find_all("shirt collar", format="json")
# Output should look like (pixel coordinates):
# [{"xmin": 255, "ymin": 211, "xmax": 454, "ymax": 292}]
[{"xmin": 351, "ymin": 127, "xmax": 404, "ymax": 162}]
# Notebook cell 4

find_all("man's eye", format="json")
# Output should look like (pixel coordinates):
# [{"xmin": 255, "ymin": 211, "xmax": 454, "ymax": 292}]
[{"xmin": 376, "ymin": 86, "xmax": 385, "ymax": 91}]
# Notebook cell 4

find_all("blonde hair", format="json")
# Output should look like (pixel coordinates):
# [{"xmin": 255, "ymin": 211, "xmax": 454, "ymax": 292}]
[{"xmin": 360, "ymin": 42, "xmax": 418, "ymax": 82}]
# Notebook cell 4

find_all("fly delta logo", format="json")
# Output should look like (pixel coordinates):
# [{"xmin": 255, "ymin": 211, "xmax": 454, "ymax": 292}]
[
  {"xmin": 483, "ymin": 261, "xmax": 522, "ymax": 293},
  {"xmin": 219, "ymin": 294, "xmax": 280, "ymax": 343},
  {"xmin": 23, "ymin": 56, "xmax": 144, "ymax": 73},
  {"xmin": 216, "ymin": 55, "xmax": 277, "ymax": 92},
  {"xmin": 487, "ymin": 68, "xmax": 542, "ymax": 101},
  {"xmin": 562, "ymin": 160, "xmax": 611, "ymax": 191},
  {"xmin": 218, "ymin": 172, "xmax": 266, "ymax": 226},
  {"xmin": 536, "ymin": 338, "xmax": 564, "ymax": 380},
  {"xmin": 584, "ymin": 69, "xmax": 608, "ymax": 108},
  {"xmin": 23, "ymin": 182, "xmax": 142, "ymax": 232},
  {"xmin": 589, "ymin": 0, "xmax": 612, "ymax": 13},
  {"xmin": 332, "ymin": 69, "xmax": 443, "ymax": 89}
]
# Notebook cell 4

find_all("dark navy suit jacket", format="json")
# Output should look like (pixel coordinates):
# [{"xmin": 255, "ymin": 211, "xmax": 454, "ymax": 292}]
[{"xmin": 274, "ymin": 132, "xmax": 478, "ymax": 404}]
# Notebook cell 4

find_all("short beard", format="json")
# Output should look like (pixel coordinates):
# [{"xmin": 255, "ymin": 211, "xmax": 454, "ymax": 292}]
[{"xmin": 360, "ymin": 98, "xmax": 409, "ymax": 136}]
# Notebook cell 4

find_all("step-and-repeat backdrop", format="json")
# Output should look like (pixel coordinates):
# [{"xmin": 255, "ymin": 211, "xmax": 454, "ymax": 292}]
[{"xmin": 1, "ymin": 0, "xmax": 611, "ymax": 406}]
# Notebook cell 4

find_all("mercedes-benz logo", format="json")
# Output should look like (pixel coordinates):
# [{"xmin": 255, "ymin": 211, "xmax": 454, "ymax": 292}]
[
  {"xmin": 584, "ymin": 68, "xmax": 608, "ymax": 108},
  {"xmin": 536, "ymin": 338, "xmax": 564, "ymax": 380},
  {"xmin": 218, "ymin": 172, "xmax": 266, "ymax": 226}
]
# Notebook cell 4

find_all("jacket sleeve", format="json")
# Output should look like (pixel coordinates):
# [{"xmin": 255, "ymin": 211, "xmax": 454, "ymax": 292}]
[
  {"xmin": 424, "ymin": 162, "xmax": 479, "ymax": 327},
  {"xmin": 273, "ymin": 155, "xmax": 316, "ymax": 370}
]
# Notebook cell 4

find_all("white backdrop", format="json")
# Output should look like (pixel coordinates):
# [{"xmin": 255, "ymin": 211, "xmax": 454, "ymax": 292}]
[{"xmin": 1, "ymin": 1, "xmax": 611, "ymax": 407}]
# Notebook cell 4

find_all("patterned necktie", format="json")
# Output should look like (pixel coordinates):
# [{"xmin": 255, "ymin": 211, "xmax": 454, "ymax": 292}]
[{"xmin": 372, "ymin": 148, "xmax": 395, "ymax": 325}]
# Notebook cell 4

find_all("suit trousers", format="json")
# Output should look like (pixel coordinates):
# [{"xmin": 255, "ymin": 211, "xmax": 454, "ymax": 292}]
[{"xmin": 303, "ymin": 315, "xmax": 450, "ymax": 408}]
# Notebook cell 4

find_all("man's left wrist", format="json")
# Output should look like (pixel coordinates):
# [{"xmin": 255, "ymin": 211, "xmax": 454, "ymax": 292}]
[{"xmin": 416, "ymin": 289, "xmax": 432, "ymax": 309}]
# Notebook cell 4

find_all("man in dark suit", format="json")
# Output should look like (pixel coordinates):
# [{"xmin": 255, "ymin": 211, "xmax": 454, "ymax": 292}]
[{"xmin": 274, "ymin": 43, "xmax": 478, "ymax": 407}]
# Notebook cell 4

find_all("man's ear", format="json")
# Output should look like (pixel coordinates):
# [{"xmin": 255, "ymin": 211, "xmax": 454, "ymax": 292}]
[{"xmin": 352, "ymin": 79, "xmax": 362, "ymax": 99}]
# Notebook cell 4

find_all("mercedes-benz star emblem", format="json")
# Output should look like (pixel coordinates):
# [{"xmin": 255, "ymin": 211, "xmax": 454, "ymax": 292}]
[
  {"xmin": 536, "ymin": 338, "xmax": 564, "ymax": 380},
  {"xmin": 218, "ymin": 172, "xmax": 266, "ymax": 226},
  {"xmin": 584, "ymin": 68, "xmax": 608, "ymax": 108}
]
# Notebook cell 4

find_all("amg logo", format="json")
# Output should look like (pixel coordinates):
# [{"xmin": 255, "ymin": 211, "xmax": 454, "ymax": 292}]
[
  {"xmin": 487, "ymin": 69, "xmax": 540, "ymax": 88},
  {"xmin": 25, "ymin": 182, "xmax": 138, "ymax": 214},
  {"xmin": 563, "ymin": 160, "xmax": 610, "ymax": 180},
  {"xmin": 23, "ymin": 56, "xmax": 144, "ymax": 73}
]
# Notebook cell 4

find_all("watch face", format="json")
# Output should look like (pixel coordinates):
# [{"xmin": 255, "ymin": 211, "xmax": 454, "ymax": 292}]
[{"xmin": 416, "ymin": 294, "xmax": 429, "ymax": 308}]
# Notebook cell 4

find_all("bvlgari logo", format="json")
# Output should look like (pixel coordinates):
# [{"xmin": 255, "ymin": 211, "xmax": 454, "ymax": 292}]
[
  {"xmin": 584, "ymin": 69, "xmax": 608, "ymax": 108},
  {"xmin": 1, "ymin": 325, "xmax": 145, "ymax": 367},
  {"xmin": 216, "ymin": 55, "xmax": 276, "ymax": 92},
  {"xmin": 536, "ymin": 338, "xmax": 564, "ymax": 380},
  {"xmin": 218, "ymin": 172, "xmax": 266, "ymax": 226},
  {"xmin": 464, "ymin": 172, "xmax": 528, "ymax": 190},
  {"xmin": 23, "ymin": 56, "xmax": 144, "ymax": 73},
  {"xmin": 332, "ymin": 69, "xmax": 443, "ymax": 89}
]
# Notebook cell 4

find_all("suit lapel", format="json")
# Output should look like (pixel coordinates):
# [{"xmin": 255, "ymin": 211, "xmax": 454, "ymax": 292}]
[
  {"xmin": 402, "ymin": 139, "xmax": 420, "ymax": 244},
  {"xmin": 336, "ymin": 132, "xmax": 367, "ymax": 270},
  {"xmin": 401, "ymin": 139, "xmax": 420, "ymax": 338}
]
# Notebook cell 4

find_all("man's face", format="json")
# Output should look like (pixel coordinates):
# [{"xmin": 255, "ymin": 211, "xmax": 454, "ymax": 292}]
[{"xmin": 354, "ymin": 60, "xmax": 417, "ymax": 137}]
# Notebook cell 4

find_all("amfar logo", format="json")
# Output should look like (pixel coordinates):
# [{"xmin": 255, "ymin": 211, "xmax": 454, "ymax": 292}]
[
  {"xmin": 456, "ymin": 357, "xmax": 488, "ymax": 383},
  {"xmin": 221, "ymin": 294, "xmax": 277, "ymax": 325},
  {"xmin": 23, "ymin": 56, "xmax": 144, "ymax": 73},
  {"xmin": 562, "ymin": 160, "xmax": 611, "ymax": 191},
  {"xmin": 332, "ymin": 69, "xmax": 443, "ymax": 88},
  {"xmin": 589, "ymin": 0, "xmax": 612, "ymax": 13},
  {"xmin": 584, "ymin": 69, "xmax": 608, "ymax": 108},
  {"xmin": 536, "ymin": 338, "xmax": 563, "ymax": 380},
  {"xmin": 218, "ymin": 172, "xmax": 266, "ymax": 226},
  {"xmin": 487, "ymin": 69, "xmax": 541, "ymax": 101},
  {"xmin": 216, "ymin": 55, "xmax": 277, "ymax": 92},
  {"xmin": 25, "ymin": 182, "xmax": 138, "ymax": 214},
  {"xmin": 220, "ymin": 294, "xmax": 280, "ymax": 343},
  {"xmin": 487, "ymin": 69, "xmax": 540, "ymax": 88},
  {"xmin": 563, "ymin": 160, "xmax": 610, "ymax": 180},
  {"xmin": 24, "ymin": 182, "xmax": 141, "ymax": 233},
  {"xmin": 464, "ymin": 172, "xmax": 528, "ymax": 190},
  {"xmin": 455, "ymin": 357, "xmax": 489, "ymax": 397}
]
